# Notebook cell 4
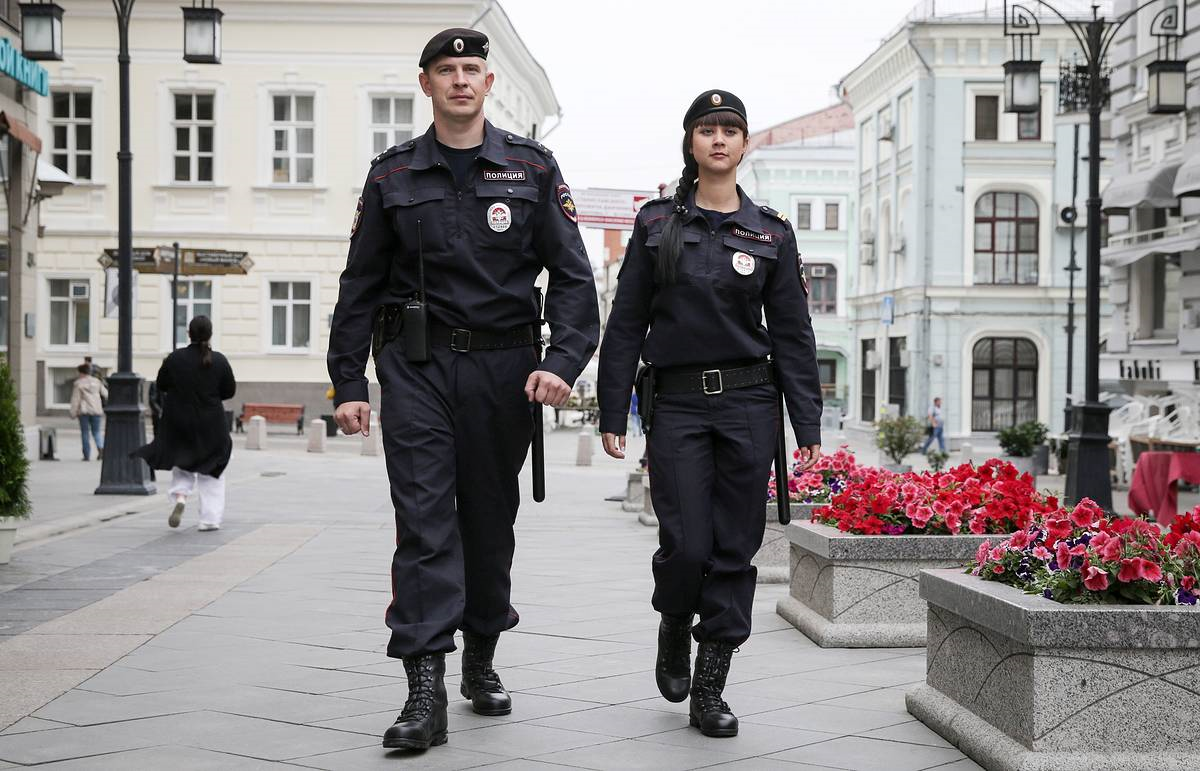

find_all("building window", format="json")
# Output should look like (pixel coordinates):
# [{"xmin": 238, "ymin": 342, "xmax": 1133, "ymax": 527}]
[
  {"xmin": 50, "ymin": 90, "xmax": 93, "ymax": 180},
  {"xmin": 0, "ymin": 271, "xmax": 7, "ymax": 350},
  {"xmin": 972, "ymin": 337, "xmax": 1038, "ymax": 431},
  {"xmin": 888, "ymin": 337, "xmax": 907, "ymax": 416},
  {"xmin": 974, "ymin": 94, "xmax": 999, "ymax": 141},
  {"xmin": 173, "ymin": 93, "xmax": 215, "ymax": 182},
  {"xmin": 973, "ymin": 192, "xmax": 1039, "ymax": 285},
  {"xmin": 897, "ymin": 91, "xmax": 913, "ymax": 148},
  {"xmin": 824, "ymin": 203, "xmax": 839, "ymax": 231},
  {"xmin": 796, "ymin": 203, "xmax": 812, "ymax": 230},
  {"xmin": 818, "ymin": 357, "xmax": 837, "ymax": 401},
  {"xmin": 1017, "ymin": 99, "xmax": 1041, "ymax": 141},
  {"xmin": 48, "ymin": 278, "xmax": 90, "ymax": 346},
  {"xmin": 49, "ymin": 367, "xmax": 79, "ymax": 407},
  {"xmin": 808, "ymin": 264, "xmax": 837, "ymax": 314},
  {"xmin": 369, "ymin": 96, "xmax": 414, "ymax": 155},
  {"xmin": 172, "ymin": 278, "xmax": 213, "ymax": 346},
  {"xmin": 1151, "ymin": 254, "xmax": 1181, "ymax": 338},
  {"xmin": 269, "ymin": 280, "xmax": 311, "ymax": 350},
  {"xmin": 861, "ymin": 339, "xmax": 876, "ymax": 422},
  {"xmin": 271, "ymin": 94, "xmax": 315, "ymax": 184}
]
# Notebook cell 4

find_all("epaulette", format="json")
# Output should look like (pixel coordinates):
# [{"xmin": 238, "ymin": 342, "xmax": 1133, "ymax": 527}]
[
  {"xmin": 504, "ymin": 132, "xmax": 553, "ymax": 157},
  {"xmin": 371, "ymin": 140, "xmax": 416, "ymax": 168},
  {"xmin": 758, "ymin": 204, "xmax": 789, "ymax": 224}
]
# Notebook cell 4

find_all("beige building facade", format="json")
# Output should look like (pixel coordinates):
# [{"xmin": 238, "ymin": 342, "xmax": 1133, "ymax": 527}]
[{"xmin": 35, "ymin": 0, "xmax": 560, "ymax": 419}]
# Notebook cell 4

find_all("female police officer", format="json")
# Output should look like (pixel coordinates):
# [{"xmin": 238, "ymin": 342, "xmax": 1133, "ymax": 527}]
[{"xmin": 597, "ymin": 90, "xmax": 822, "ymax": 738}]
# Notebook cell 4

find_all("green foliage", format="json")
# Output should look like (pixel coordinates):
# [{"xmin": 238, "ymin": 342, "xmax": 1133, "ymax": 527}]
[
  {"xmin": 927, "ymin": 449, "xmax": 951, "ymax": 472},
  {"xmin": 875, "ymin": 414, "xmax": 925, "ymax": 465},
  {"xmin": 0, "ymin": 359, "xmax": 31, "ymax": 520},
  {"xmin": 997, "ymin": 420, "xmax": 1049, "ymax": 458}
]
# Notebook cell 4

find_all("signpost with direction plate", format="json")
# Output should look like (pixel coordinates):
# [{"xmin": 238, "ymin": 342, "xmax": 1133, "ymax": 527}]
[{"xmin": 571, "ymin": 188, "xmax": 656, "ymax": 230}]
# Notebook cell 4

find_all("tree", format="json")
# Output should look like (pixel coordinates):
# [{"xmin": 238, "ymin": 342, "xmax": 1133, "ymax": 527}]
[{"xmin": 0, "ymin": 359, "xmax": 31, "ymax": 520}]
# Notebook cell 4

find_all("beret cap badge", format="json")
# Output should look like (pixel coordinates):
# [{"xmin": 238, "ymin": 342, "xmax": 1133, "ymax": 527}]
[
  {"xmin": 710, "ymin": 93, "xmax": 722, "ymax": 106},
  {"xmin": 453, "ymin": 38, "xmax": 464, "ymax": 52}
]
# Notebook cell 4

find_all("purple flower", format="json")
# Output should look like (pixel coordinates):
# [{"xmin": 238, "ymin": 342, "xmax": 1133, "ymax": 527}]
[
  {"xmin": 1043, "ymin": 588, "xmax": 1054, "ymax": 599},
  {"xmin": 883, "ymin": 524, "xmax": 907, "ymax": 535},
  {"xmin": 1048, "ymin": 559, "xmax": 1059, "ymax": 571},
  {"xmin": 1178, "ymin": 589, "xmax": 1198, "ymax": 606}
]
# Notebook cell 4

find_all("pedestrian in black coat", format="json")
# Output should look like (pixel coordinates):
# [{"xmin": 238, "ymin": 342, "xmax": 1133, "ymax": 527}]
[{"xmin": 134, "ymin": 316, "xmax": 236, "ymax": 530}]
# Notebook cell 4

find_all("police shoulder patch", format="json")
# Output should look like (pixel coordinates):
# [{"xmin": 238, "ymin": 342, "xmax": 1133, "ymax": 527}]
[
  {"xmin": 350, "ymin": 196, "xmax": 363, "ymax": 238},
  {"xmin": 557, "ymin": 184, "xmax": 578, "ymax": 223},
  {"xmin": 371, "ymin": 140, "xmax": 416, "ymax": 168}
]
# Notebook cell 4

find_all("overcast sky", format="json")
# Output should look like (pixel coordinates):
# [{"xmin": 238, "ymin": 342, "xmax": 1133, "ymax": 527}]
[{"xmin": 498, "ymin": 0, "xmax": 912, "ymax": 193}]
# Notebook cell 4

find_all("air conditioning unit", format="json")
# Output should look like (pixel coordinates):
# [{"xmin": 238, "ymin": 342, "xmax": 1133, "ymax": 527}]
[
  {"xmin": 860, "ymin": 236, "xmax": 876, "ymax": 266},
  {"xmin": 892, "ymin": 235, "xmax": 907, "ymax": 255},
  {"xmin": 810, "ymin": 264, "xmax": 827, "ymax": 278},
  {"xmin": 70, "ymin": 281, "xmax": 90, "ymax": 300},
  {"xmin": 865, "ymin": 350, "xmax": 882, "ymax": 369},
  {"xmin": 879, "ymin": 121, "xmax": 895, "ymax": 142}
]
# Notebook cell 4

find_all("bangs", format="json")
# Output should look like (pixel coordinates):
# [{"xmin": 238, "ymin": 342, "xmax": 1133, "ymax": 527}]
[{"xmin": 690, "ymin": 111, "xmax": 748, "ymax": 133}]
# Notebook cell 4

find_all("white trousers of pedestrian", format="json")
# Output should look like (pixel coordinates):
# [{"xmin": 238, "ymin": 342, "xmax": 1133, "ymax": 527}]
[{"xmin": 168, "ymin": 467, "xmax": 226, "ymax": 527}]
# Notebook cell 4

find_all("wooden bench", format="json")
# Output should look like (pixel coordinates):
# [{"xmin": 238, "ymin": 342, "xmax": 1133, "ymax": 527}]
[{"xmin": 236, "ymin": 403, "xmax": 305, "ymax": 435}]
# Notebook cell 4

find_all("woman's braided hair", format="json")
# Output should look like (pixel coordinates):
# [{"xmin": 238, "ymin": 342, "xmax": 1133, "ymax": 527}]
[
  {"xmin": 188, "ymin": 315, "xmax": 214, "ymax": 368},
  {"xmin": 654, "ymin": 111, "xmax": 748, "ymax": 285}
]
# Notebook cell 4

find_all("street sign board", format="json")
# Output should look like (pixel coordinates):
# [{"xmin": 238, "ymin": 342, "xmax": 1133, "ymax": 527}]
[
  {"xmin": 97, "ymin": 247, "xmax": 252, "ymax": 275},
  {"xmin": 571, "ymin": 188, "xmax": 656, "ymax": 229}
]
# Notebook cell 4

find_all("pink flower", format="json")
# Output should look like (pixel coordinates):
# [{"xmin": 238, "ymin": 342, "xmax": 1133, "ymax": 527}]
[
  {"xmin": 1098, "ymin": 536, "xmax": 1123, "ymax": 563},
  {"xmin": 1009, "ymin": 530, "xmax": 1033, "ymax": 550},
  {"xmin": 1082, "ymin": 563, "xmax": 1109, "ymax": 591},
  {"xmin": 1118, "ymin": 559, "xmax": 1141, "ymax": 583},
  {"xmin": 1174, "ymin": 531, "xmax": 1200, "ymax": 557},
  {"xmin": 1055, "ymin": 542, "xmax": 1072, "ymax": 570},
  {"xmin": 1032, "ymin": 546, "xmax": 1052, "ymax": 561},
  {"xmin": 976, "ymin": 540, "xmax": 992, "ymax": 565},
  {"xmin": 1070, "ymin": 498, "xmax": 1103, "ymax": 529},
  {"xmin": 1183, "ymin": 576, "xmax": 1196, "ymax": 591},
  {"xmin": 1140, "ymin": 560, "xmax": 1164, "ymax": 583},
  {"xmin": 992, "ymin": 564, "xmax": 1005, "ymax": 574}
]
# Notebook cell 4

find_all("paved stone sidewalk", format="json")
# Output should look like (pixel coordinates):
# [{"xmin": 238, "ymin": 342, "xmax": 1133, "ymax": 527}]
[{"xmin": 0, "ymin": 430, "xmax": 981, "ymax": 770}]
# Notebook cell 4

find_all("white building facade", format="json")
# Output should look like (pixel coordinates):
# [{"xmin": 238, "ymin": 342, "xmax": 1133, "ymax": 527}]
[
  {"xmin": 34, "ymin": 0, "xmax": 560, "ymax": 418},
  {"xmin": 1100, "ymin": 0, "xmax": 1200, "ymax": 394},
  {"xmin": 842, "ymin": 4, "xmax": 1112, "ymax": 443},
  {"xmin": 739, "ymin": 105, "xmax": 857, "ymax": 414}
]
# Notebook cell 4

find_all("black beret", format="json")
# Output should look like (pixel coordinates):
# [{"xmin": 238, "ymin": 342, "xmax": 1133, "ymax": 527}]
[
  {"xmin": 419, "ymin": 28, "xmax": 489, "ymax": 69},
  {"xmin": 682, "ymin": 90, "xmax": 747, "ymax": 129}
]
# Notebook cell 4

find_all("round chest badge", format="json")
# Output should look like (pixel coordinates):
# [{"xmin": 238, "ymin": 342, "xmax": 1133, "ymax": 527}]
[
  {"xmin": 488, "ymin": 202, "xmax": 512, "ymax": 233},
  {"xmin": 732, "ymin": 252, "xmax": 755, "ymax": 276}
]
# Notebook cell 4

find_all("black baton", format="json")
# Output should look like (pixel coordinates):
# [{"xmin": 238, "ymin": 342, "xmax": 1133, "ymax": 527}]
[
  {"xmin": 532, "ymin": 289, "xmax": 546, "ymax": 503},
  {"xmin": 775, "ymin": 375, "xmax": 791, "ymax": 525}
]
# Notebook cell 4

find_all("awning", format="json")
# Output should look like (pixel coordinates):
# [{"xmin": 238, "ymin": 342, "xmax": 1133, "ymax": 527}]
[
  {"xmin": 1102, "ymin": 162, "xmax": 1181, "ymax": 212},
  {"xmin": 0, "ymin": 112, "xmax": 42, "ymax": 154},
  {"xmin": 1174, "ymin": 142, "xmax": 1200, "ymax": 198}
]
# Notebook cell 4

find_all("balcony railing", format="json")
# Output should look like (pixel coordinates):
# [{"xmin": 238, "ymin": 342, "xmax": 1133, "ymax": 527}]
[{"xmin": 1105, "ymin": 219, "xmax": 1200, "ymax": 250}]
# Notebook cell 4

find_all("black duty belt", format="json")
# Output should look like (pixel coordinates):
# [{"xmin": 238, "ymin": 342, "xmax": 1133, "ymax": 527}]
[
  {"xmin": 655, "ymin": 362, "xmax": 774, "ymax": 396},
  {"xmin": 430, "ymin": 320, "xmax": 539, "ymax": 352}
]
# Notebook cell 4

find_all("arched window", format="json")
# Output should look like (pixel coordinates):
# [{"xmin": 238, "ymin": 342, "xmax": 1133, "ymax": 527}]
[
  {"xmin": 808, "ymin": 264, "xmax": 837, "ymax": 314},
  {"xmin": 972, "ymin": 337, "xmax": 1038, "ymax": 431},
  {"xmin": 973, "ymin": 192, "xmax": 1038, "ymax": 285}
]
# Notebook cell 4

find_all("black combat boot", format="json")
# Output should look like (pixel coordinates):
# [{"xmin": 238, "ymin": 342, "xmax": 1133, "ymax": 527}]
[
  {"xmin": 656, "ymin": 613, "xmax": 693, "ymax": 702},
  {"xmin": 460, "ymin": 630, "xmax": 512, "ymax": 716},
  {"xmin": 382, "ymin": 654, "xmax": 448, "ymax": 750},
  {"xmin": 689, "ymin": 641, "xmax": 738, "ymax": 737}
]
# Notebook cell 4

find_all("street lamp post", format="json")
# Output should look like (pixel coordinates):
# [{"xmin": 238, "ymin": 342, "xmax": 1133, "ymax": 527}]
[
  {"xmin": 1061, "ymin": 121, "xmax": 1080, "ymax": 434},
  {"xmin": 172, "ymin": 241, "xmax": 181, "ymax": 350},
  {"xmin": 1002, "ymin": 0, "xmax": 1189, "ymax": 509}
]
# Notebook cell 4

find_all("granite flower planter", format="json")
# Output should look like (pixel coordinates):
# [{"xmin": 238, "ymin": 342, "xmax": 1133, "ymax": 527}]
[
  {"xmin": 754, "ymin": 503, "xmax": 818, "ymax": 584},
  {"xmin": 908, "ymin": 568, "xmax": 1200, "ymax": 771},
  {"xmin": 776, "ymin": 520, "xmax": 992, "ymax": 647}
]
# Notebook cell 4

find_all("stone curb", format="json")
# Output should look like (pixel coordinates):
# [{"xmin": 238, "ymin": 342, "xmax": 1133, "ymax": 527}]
[
  {"xmin": 786, "ymin": 520, "xmax": 994, "ymax": 560},
  {"xmin": 14, "ymin": 471, "xmax": 265, "ymax": 548},
  {"xmin": 905, "ymin": 683, "xmax": 1200, "ymax": 771},
  {"xmin": 777, "ymin": 595, "xmax": 925, "ymax": 647}
]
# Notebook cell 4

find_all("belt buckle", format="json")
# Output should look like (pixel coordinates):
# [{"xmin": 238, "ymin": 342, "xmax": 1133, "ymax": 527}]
[
  {"xmin": 450, "ymin": 328, "xmax": 472, "ymax": 352},
  {"xmin": 702, "ymin": 369, "xmax": 724, "ymax": 395}
]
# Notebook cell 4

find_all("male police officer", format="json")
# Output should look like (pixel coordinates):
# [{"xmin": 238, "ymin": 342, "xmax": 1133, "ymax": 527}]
[{"xmin": 328, "ymin": 28, "xmax": 600, "ymax": 750}]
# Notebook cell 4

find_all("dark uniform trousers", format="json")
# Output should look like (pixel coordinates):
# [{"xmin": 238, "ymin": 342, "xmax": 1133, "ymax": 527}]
[
  {"xmin": 647, "ymin": 383, "xmax": 778, "ymax": 646},
  {"xmin": 378, "ymin": 339, "xmax": 537, "ymax": 658}
]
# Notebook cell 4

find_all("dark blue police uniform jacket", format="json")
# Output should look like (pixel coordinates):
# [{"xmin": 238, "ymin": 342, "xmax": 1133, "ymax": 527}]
[
  {"xmin": 597, "ymin": 188, "xmax": 823, "ymax": 447},
  {"xmin": 328, "ymin": 121, "xmax": 599, "ymax": 404}
]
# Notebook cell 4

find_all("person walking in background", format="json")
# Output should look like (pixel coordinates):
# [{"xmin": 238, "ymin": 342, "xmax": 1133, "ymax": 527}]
[
  {"xmin": 68, "ymin": 363, "xmax": 107, "ymax": 461},
  {"xmin": 134, "ymin": 316, "xmax": 236, "ymax": 531},
  {"xmin": 922, "ymin": 396, "xmax": 946, "ymax": 453}
]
